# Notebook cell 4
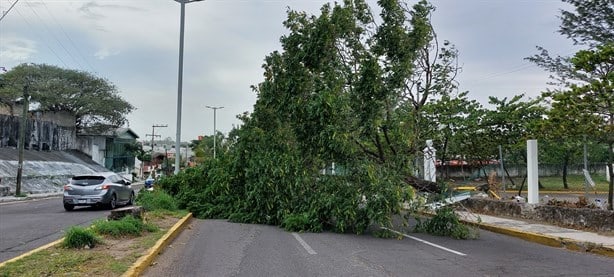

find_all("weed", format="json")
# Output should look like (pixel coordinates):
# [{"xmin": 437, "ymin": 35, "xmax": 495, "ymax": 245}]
[
  {"xmin": 415, "ymin": 207, "xmax": 478, "ymax": 239},
  {"xmin": 93, "ymin": 216, "xmax": 158, "ymax": 238},
  {"xmin": 62, "ymin": 226, "xmax": 102, "ymax": 249}
]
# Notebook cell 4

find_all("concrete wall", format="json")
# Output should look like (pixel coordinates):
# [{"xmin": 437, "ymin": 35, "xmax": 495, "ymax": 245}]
[
  {"xmin": 461, "ymin": 198, "xmax": 614, "ymax": 232},
  {"xmin": 76, "ymin": 136, "xmax": 107, "ymax": 167},
  {"xmin": 0, "ymin": 114, "xmax": 76, "ymax": 150}
]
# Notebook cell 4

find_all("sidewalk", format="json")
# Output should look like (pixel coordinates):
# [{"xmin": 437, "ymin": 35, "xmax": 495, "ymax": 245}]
[{"xmin": 456, "ymin": 210, "xmax": 614, "ymax": 257}]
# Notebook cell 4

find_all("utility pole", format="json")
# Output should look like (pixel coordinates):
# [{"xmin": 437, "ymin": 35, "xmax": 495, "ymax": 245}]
[
  {"xmin": 15, "ymin": 83, "xmax": 29, "ymax": 196},
  {"xmin": 146, "ymin": 124, "xmax": 168, "ymax": 153},
  {"xmin": 205, "ymin": 106, "xmax": 223, "ymax": 159},
  {"xmin": 145, "ymin": 124, "xmax": 167, "ymax": 177}
]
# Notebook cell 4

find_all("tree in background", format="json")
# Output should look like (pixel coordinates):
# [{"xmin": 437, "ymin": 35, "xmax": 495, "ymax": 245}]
[
  {"xmin": 0, "ymin": 63, "xmax": 134, "ymax": 133},
  {"xmin": 529, "ymin": 0, "xmax": 613, "ymax": 209}
]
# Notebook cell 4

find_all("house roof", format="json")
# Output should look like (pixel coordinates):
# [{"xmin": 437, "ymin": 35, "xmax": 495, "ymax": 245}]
[{"xmin": 79, "ymin": 126, "xmax": 140, "ymax": 139}]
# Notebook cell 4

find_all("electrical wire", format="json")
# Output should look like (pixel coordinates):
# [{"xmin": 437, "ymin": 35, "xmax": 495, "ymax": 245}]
[
  {"xmin": 24, "ymin": 0, "xmax": 84, "ymax": 70},
  {"xmin": 40, "ymin": 1, "xmax": 97, "ymax": 73},
  {"xmin": 13, "ymin": 7, "xmax": 68, "ymax": 67}
]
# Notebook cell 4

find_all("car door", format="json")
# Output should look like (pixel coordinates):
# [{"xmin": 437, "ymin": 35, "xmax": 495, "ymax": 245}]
[{"xmin": 110, "ymin": 174, "xmax": 129, "ymax": 202}]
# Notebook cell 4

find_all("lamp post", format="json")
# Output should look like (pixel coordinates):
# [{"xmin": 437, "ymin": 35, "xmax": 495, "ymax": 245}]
[
  {"xmin": 205, "ymin": 105, "xmax": 223, "ymax": 159},
  {"xmin": 173, "ymin": 0, "xmax": 204, "ymax": 174}
]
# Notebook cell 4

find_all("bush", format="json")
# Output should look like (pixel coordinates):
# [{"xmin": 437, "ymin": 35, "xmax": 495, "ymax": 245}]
[
  {"xmin": 414, "ymin": 207, "xmax": 476, "ymax": 239},
  {"xmin": 282, "ymin": 212, "xmax": 322, "ymax": 232},
  {"xmin": 62, "ymin": 226, "xmax": 102, "ymax": 249},
  {"xmin": 92, "ymin": 216, "xmax": 158, "ymax": 238},
  {"xmin": 136, "ymin": 190, "xmax": 178, "ymax": 211}
]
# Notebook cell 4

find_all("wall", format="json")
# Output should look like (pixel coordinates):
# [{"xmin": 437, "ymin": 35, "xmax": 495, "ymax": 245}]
[
  {"xmin": 461, "ymin": 198, "xmax": 614, "ymax": 232},
  {"xmin": 0, "ymin": 114, "xmax": 76, "ymax": 150},
  {"xmin": 75, "ymin": 136, "xmax": 106, "ymax": 166}
]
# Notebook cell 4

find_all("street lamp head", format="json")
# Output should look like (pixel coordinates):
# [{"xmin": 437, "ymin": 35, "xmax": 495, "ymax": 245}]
[{"xmin": 174, "ymin": 0, "xmax": 204, "ymax": 3}]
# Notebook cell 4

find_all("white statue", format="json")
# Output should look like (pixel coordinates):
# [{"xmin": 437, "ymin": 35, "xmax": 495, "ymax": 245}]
[{"xmin": 424, "ymin": 140, "xmax": 437, "ymax": 182}]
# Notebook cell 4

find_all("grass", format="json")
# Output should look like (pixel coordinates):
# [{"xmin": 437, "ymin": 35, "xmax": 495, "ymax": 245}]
[
  {"xmin": 0, "ymin": 214, "xmax": 177, "ymax": 277},
  {"xmin": 452, "ymin": 174, "xmax": 610, "ymax": 192},
  {"xmin": 92, "ymin": 216, "xmax": 158, "ymax": 238},
  {"xmin": 508, "ymin": 175, "xmax": 610, "ymax": 192}
]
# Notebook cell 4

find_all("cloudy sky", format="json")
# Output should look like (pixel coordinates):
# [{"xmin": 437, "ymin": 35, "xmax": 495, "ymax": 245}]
[{"xmin": 0, "ymin": 0, "xmax": 580, "ymax": 142}]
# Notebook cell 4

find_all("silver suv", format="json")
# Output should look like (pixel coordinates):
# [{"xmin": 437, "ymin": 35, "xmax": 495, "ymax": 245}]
[{"xmin": 63, "ymin": 172, "xmax": 135, "ymax": 211}]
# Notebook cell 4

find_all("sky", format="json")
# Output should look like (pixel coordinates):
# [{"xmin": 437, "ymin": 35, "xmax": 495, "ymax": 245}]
[{"xmin": 0, "ymin": 0, "xmax": 581, "ymax": 142}]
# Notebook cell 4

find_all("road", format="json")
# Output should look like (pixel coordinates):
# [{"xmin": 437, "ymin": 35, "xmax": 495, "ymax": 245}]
[
  {"xmin": 144, "ymin": 219, "xmax": 614, "ymax": 277},
  {"xmin": 0, "ymin": 197, "xmax": 109, "ymax": 262}
]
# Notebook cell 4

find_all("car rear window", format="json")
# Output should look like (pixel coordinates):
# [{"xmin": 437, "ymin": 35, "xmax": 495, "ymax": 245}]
[{"xmin": 70, "ymin": 176, "xmax": 106, "ymax": 186}]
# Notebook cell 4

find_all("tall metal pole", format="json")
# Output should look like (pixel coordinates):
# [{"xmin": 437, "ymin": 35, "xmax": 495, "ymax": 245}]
[
  {"xmin": 205, "ymin": 106, "xmax": 223, "ymax": 159},
  {"xmin": 583, "ymin": 135, "xmax": 588, "ymax": 198},
  {"xmin": 15, "ymin": 85, "xmax": 28, "ymax": 196},
  {"xmin": 173, "ymin": 0, "xmax": 204, "ymax": 174},
  {"xmin": 174, "ymin": 1, "xmax": 186, "ymax": 175}
]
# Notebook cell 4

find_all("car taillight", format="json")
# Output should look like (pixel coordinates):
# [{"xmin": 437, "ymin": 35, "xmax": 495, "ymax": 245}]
[
  {"xmin": 95, "ymin": 184, "xmax": 111, "ymax": 190},
  {"xmin": 63, "ymin": 185, "xmax": 73, "ymax": 191}
]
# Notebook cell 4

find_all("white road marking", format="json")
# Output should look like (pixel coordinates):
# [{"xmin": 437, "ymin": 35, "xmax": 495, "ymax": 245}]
[
  {"xmin": 381, "ymin": 227, "xmax": 467, "ymax": 256},
  {"xmin": 292, "ymin": 232, "xmax": 317, "ymax": 255}
]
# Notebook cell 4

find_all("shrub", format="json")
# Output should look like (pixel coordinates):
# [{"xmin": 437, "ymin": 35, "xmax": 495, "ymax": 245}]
[
  {"xmin": 136, "ymin": 190, "xmax": 178, "ymax": 211},
  {"xmin": 92, "ymin": 216, "xmax": 158, "ymax": 238},
  {"xmin": 62, "ymin": 226, "xmax": 102, "ymax": 249},
  {"xmin": 282, "ymin": 212, "xmax": 322, "ymax": 232},
  {"xmin": 414, "ymin": 207, "xmax": 476, "ymax": 239}
]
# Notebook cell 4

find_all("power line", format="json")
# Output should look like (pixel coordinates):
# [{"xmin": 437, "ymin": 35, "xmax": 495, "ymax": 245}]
[
  {"xmin": 14, "ymin": 7, "xmax": 68, "ymax": 68},
  {"xmin": 0, "ymin": 0, "xmax": 19, "ymax": 22},
  {"xmin": 24, "ymin": 0, "xmax": 84, "ymax": 70},
  {"xmin": 40, "ymin": 1, "xmax": 97, "ymax": 73}
]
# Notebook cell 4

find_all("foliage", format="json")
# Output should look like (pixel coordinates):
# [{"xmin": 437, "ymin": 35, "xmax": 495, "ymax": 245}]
[
  {"xmin": 0, "ymin": 63, "xmax": 134, "ymax": 132},
  {"xmin": 414, "ymin": 207, "xmax": 475, "ymax": 239},
  {"xmin": 528, "ymin": 0, "xmax": 614, "ymax": 209},
  {"xmin": 92, "ymin": 216, "xmax": 158, "ymax": 238},
  {"xmin": 135, "ymin": 190, "xmax": 178, "ymax": 212},
  {"xmin": 62, "ymin": 226, "xmax": 102, "ymax": 249},
  {"xmin": 158, "ymin": 0, "xmax": 474, "ymax": 238}
]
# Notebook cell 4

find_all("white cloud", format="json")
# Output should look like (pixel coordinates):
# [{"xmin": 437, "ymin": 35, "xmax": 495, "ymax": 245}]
[
  {"xmin": 94, "ymin": 48, "xmax": 120, "ymax": 60},
  {"xmin": 0, "ymin": 36, "xmax": 37, "ymax": 62}
]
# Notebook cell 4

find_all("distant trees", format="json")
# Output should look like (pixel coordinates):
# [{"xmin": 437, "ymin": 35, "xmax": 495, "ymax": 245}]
[
  {"xmin": 528, "ymin": 0, "xmax": 613, "ymax": 209},
  {"xmin": 0, "ymin": 63, "xmax": 134, "ymax": 133}
]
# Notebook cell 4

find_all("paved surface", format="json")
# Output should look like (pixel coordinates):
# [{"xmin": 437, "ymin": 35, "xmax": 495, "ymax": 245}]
[{"xmin": 456, "ymin": 210, "xmax": 614, "ymax": 257}]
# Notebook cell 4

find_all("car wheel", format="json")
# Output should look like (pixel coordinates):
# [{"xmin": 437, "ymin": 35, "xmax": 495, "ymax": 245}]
[
  {"xmin": 127, "ymin": 192, "xmax": 135, "ymax": 206},
  {"xmin": 64, "ymin": 203, "xmax": 74, "ymax": 211},
  {"xmin": 109, "ymin": 194, "xmax": 117, "ymax": 210}
]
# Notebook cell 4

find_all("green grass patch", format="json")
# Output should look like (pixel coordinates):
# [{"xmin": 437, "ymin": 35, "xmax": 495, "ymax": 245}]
[
  {"xmin": 136, "ymin": 190, "xmax": 178, "ymax": 211},
  {"xmin": 62, "ymin": 226, "xmax": 102, "ymax": 249},
  {"xmin": 507, "ymin": 175, "xmax": 610, "ymax": 191},
  {"xmin": 92, "ymin": 216, "xmax": 158, "ymax": 238},
  {"xmin": 0, "ymin": 212, "xmax": 183, "ymax": 277}
]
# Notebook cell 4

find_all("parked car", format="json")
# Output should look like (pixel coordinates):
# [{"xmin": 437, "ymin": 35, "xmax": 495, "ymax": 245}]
[{"xmin": 63, "ymin": 172, "xmax": 135, "ymax": 211}]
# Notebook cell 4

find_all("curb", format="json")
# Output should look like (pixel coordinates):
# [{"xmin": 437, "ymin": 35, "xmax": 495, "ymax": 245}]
[
  {"xmin": 122, "ymin": 212, "xmax": 193, "ymax": 277},
  {"xmin": 0, "ymin": 238, "xmax": 65, "ymax": 269},
  {"xmin": 459, "ymin": 218, "xmax": 614, "ymax": 258}
]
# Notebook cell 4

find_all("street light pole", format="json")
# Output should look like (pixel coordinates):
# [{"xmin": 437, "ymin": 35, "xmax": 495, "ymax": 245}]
[
  {"xmin": 205, "ymin": 105, "xmax": 223, "ymax": 159},
  {"xmin": 173, "ymin": 0, "xmax": 204, "ymax": 174}
]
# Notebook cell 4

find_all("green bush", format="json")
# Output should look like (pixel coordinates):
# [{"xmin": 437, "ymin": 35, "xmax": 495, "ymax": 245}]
[
  {"xmin": 92, "ymin": 216, "xmax": 158, "ymax": 238},
  {"xmin": 282, "ymin": 212, "xmax": 322, "ymax": 232},
  {"xmin": 414, "ymin": 207, "xmax": 476, "ymax": 239},
  {"xmin": 62, "ymin": 226, "xmax": 102, "ymax": 249},
  {"xmin": 136, "ymin": 190, "xmax": 178, "ymax": 211}
]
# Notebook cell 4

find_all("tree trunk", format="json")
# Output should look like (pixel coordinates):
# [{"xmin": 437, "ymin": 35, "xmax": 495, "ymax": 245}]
[
  {"xmin": 503, "ymin": 164, "xmax": 516, "ymax": 188},
  {"xmin": 608, "ymin": 143, "xmax": 613, "ymax": 211},
  {"xmin": 562, "ymin": 156, "xmax": 569, "ymax": 189}
]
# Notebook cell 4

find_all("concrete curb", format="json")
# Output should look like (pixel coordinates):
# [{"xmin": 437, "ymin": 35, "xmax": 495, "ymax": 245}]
[
  {"xmin": 122, "ymin": 212, "xmax": 193, "ymax": 277},
  {"xmin": 459, "ymin": 219, "xmax": 614, "ymax": 258}
]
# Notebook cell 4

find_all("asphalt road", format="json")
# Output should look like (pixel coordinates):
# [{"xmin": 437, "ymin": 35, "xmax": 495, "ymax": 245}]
[
  {"xmin": 144, "ymin": 219, "xmax": 614, "ymax": 277},
  {"xmin": 0, "ymin": 197, "xmax": 110, "ymax": 262}
]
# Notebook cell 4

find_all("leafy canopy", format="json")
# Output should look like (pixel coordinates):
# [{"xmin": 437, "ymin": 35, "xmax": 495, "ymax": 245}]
[{"xmin": 0, "ymin": 63, "xmax": 134, "ymax": 132}]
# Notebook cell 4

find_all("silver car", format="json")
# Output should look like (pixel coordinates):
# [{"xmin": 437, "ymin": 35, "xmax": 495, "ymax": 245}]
[{"xmin": 63, "ymin": 172, "xmax": 135, "ymax": 211}]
